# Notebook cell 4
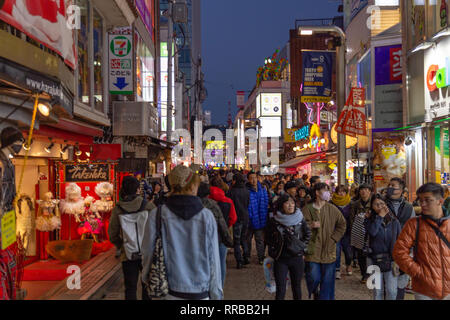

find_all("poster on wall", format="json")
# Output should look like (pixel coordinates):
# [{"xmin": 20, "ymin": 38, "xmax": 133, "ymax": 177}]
[
  {"xmin": 372, "ymin": 133, "xmax": 407, "ymax": 192},
  {"xmin": 301, "ymin": 51, "xmax": 333, "ymax": 103},
  {"xmin": 0, "ymin": 0, "xmax": 77, "ymax": 68}
]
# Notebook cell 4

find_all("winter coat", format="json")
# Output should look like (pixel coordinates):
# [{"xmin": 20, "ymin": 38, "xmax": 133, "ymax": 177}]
[
  {"xmin": 366, "ymin": 213, "xmax": 401, "ymax": 257},
  {"xmin": 302, "ymin": 202, "xmax": 347, "ymax": 264},
  {"xmin": 265, "ymin": 209, "xmax": 311, "ymax": 260},
  {"xmin": 228, "ymin": 181, "xmax": 250, "ymax": 224},
  {"xmin": 393, "ymin": 214, "xmax": 450, "ymax": 300},
  {"xmin": 108, "ymin": 196, "xmax": 156, "ymax": 262},
  {"xmin": 141, "ymin": 195, "xmax": 223, "ymax": 300},
  {"xmin": 201, "ymin": 198, "xmax": 233, "ymax": 248},
  {"xmin": 209, "ymin": 186, "xmax": 237, "ymax": 227},
  {"xmin": 386, "ymin": 197, "xmax": 415, "ymax": 228},
  {"xmin": 247, "ymin": 182, "xmax": 270, "ymax": 230}
]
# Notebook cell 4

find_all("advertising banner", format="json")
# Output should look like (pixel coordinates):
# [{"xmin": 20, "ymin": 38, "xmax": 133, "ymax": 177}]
[
  {"xmin": 109, "ymin": 33, "xmax": 134, "ymax": 95},
  {"xmin": 1, "ymin": 210, "xmax": 16, "ymax": 250},
  {"xmin": 135, "ymin": 0, "xmax": 155, "ymax": 41},
  {"xmin": 260, "ymin": 93, "xmax": 282, "ymax": 117},
  {"xmin": 301, "ymin": 51, "xmax": 333, "ymax": 103},
  {"xmin": 336, "ymin": 88, "xmax": 367, "ymax": 137},
  {"xmin": 237, "ymin": 91, "xmax": 245, "ymax": 109},
  {"xmin": 0, "ymin": 0, "xmax": 76, "ymax": 68},
  {"xmin": 374, "ymin": 45, "xmax": 403, "ymax": 129},
  {"xmin": 372, "ymin": 133, "xmax": 407, "ymax": 192}
]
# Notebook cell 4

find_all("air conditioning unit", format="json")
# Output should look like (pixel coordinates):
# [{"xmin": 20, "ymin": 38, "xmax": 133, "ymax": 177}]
[
  {"xmin": 173, "ymin": 3, "xmax": 188, "ymax": 23},
  {"xmin": 113, "ymin": 102, "xmax": 158, "ymax": 138}
]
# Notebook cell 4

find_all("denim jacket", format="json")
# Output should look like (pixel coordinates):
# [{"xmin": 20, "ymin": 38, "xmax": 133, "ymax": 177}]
[{"xmin": 141, "ymin": 195, "xmax": 223, "ymax": 300}]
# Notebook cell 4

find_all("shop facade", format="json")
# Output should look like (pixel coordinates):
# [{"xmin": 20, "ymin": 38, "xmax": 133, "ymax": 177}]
[{"xmin": 403, "ymin": 0, "xmax": 450, "ymax": 198}]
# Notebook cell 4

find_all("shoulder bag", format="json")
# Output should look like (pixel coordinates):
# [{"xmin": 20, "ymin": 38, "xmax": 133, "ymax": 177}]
[{"xmin": 145, "ymin": 205, "xmax": 169, "ymax": 298}]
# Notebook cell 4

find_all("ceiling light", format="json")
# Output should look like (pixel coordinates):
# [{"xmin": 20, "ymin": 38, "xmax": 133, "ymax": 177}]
[
  {"xmin": 60, "ymin": 145, "xmax": 69, "ymax": 155},
  {"xmin": 44, "ymin": 142, "xmax": 55, "ymax": 153},
  {"xmin": 75, "ymin": 145, "xmax": 82, "ymax": 156},
  {"xmin": 38, "ymin": 103, "xmax": 52, "ymax": 117},
  {"xmin": 23, "ymin": 142, "xmax": 31, "ymax": 151},
  {"xmin": 8, "ymin": 153, "xmax": 14, "ymax": 159},
  {"xmin": 85, "ymin": 151, "xmax": 91, "ymax": 157},
  {"xmin": 300, "ymin": 30, "xmax": 313, "ymax": 36}
]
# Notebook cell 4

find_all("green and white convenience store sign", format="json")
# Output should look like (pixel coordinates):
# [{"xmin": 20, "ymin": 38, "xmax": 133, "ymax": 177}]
[{"xmin": 109, "ymin": 34, "xmax": 134, "ymax": 95}]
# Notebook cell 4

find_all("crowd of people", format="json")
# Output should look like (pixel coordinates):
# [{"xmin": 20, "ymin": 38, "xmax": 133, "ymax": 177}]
[{"xmin": 109, "ymin": 167, "xmax": 450, "ymax": 301}]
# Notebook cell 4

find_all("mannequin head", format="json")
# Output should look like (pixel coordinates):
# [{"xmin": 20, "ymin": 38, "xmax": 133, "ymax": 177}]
[{"xmin": 65, "ymin": 183, "xmax": 82, "ymax": 202}]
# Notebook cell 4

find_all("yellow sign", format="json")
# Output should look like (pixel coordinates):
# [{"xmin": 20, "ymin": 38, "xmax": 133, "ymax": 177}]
[
  {"xmin": 1, "ymin": 210, "xmax": 16, "ymax": 250},
  {"xmin": 205, "ymin": 141, "xmax": 225, "ymax": 150}
]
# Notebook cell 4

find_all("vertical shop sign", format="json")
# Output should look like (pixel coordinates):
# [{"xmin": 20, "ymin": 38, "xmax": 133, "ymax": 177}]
[
  {"xmin": 343, "ymin": 88, "xmax": 367, "ymax": 136},
  {"xmin": 301, "ymin": 51, "xmax": 333, "ymax": 103},
  {"xmin": 109, "ymin": 34, "xmax": 134, "ymax": 95},
  {"xmin": 374, "ymin": 45, "xmax": 403, "ymax": 129},
  {"xmin": 1, "ymin": 211, "xmax": 16, "ymax": 250}
]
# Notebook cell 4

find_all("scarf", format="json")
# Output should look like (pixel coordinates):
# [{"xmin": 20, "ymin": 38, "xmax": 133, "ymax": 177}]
[
  {"xmin": 274, "ymin": 208, "xmax": 303, "ymax": 226},
  {"xmin": 331, "ymin": 193, "xmax": 351, "ymax": 207}
]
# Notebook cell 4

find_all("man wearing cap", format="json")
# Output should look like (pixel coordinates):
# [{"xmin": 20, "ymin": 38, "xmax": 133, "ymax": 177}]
[{"xmin": 141, "ymin": 165, "xmax": 223, "ymax": 300}]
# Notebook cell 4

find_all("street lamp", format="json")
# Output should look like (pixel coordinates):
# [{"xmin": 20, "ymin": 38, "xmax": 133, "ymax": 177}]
[{"xmin": 298, "ymin": 25, "xmax": 347, "ymax": 185}]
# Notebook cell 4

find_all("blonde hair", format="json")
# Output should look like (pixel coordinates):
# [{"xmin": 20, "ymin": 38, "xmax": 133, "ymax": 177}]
[{"xmin": 171, "ymin": 173, "xmax": 200, "ymax": 194}]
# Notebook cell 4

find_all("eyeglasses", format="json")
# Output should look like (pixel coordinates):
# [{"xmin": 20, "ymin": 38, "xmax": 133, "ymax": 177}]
[{"xmin": 418, "ymin": 199, "xmax": 437, "ymax": 206}]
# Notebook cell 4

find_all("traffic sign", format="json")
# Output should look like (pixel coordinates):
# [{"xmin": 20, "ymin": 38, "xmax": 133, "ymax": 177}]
[{"xmin": 109, "ymin": 34, "xmax": 133, "ymax": 95}]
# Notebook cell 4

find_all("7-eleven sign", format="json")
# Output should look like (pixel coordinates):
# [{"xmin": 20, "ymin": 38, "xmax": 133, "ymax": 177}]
[{"xmin": 111, "ymin": 36, "xmax": 132, "ymax": 57}]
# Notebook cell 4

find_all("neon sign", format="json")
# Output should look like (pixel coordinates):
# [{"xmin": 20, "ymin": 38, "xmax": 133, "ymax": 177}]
[{"xmin": 294, "ymin": 125, "xmax": 310, "ymax": 141}]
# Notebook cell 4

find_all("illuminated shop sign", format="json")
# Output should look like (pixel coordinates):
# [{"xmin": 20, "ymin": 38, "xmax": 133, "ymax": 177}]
[
  {"xmin": 295, "ymin": 125, "xmax": 310, "ymax": 141},
  {"xmin": 427, "ymin": 58, "xmax": 450, "ymax": 92}
]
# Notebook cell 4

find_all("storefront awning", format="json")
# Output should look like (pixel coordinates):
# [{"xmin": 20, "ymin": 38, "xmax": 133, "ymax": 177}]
[{"xmin": 280, "ymin": 152, "xmax": 327, "ymax": 169}]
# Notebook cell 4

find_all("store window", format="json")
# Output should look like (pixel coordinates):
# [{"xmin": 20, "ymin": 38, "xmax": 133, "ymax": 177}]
[
  {"xmin": 77, "ymin": 0, "xmax": 90, "ymax": 105},
  {"xmin": 93, "ymin": 9, "xmax": 104, "ymax": 113},
  {"xmin": 435, "ymin": 125, "xmax": 450, "ymax": 185},
  {"xmin": 407, "ymin": 51, "xmax": 425, "ymax": 124},
  {"xmin": 427, "ymin": 0, "xmax": 448, "ymax": 38}
]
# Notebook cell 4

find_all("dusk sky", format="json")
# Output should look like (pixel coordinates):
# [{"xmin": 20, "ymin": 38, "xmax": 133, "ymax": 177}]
[{"xmin": 201, "ymin": 0, "xmax": 341, "ymax": 125}]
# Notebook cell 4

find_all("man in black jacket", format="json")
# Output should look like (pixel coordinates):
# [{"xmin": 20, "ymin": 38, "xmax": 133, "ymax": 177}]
[{"xmin": 228, "ymin": 173, "xmax": 250, "ymax": 269}]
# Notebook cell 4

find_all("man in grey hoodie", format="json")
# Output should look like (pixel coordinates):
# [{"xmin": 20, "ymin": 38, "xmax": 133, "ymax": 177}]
[{"xmin": 109, "ymin": 175, "xmax": 156, "ymax": 300}]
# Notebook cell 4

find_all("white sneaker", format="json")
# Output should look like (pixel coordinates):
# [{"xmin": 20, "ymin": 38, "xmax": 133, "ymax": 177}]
[{"xmin": 336, "ymin": 271, "xmax": 342, "ymax": 279}]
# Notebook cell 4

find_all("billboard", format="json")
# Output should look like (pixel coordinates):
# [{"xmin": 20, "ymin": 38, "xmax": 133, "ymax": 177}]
[
  {"xmin": 260, "ymin": 93, "xmax": 282, "ymax": 117},
  {"xmin": 135, "ymin": 0, "xmax": 155, "ymax": 41},
  {"xmin": 0, "ymin": 0, "xmax": 76, "ymax": 68},
  {"xmin": 301, "ymin": 51, "xmax": 333, "ymax": 103}
]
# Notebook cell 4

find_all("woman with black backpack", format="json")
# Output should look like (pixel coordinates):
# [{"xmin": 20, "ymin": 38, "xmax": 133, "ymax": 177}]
[
  {"xmin": 265, "ymin": 194, "xmax": 311, "ymax": 300},
  {"xmin": 366, "ymin": 194, "xmax": 402, "ymax": 300}
]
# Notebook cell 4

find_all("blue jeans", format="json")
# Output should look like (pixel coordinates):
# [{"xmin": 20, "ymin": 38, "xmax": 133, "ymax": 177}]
[
  {"xmin": 340, "ymin": 234, "xmax": 353, "ymax": 266},
  {"xmin": 219, "ymin": 243, "xmax": 228, "ymax": 287},
  {"xmin": 367, "ymin": 257, "xmax": 398, "ymax": 300},
  {"xmin": 305, "ymin": 262, "xmax": 336, "ymax": 300}
]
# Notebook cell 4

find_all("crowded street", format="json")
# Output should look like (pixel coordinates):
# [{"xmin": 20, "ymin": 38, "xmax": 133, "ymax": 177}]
[{"xmin": 0, "ymin": 0, "xmax": 449, "ymax": 309}]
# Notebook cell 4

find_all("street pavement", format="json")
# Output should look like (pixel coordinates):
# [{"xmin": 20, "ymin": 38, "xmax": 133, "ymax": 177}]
[{"xmin": 100, "ymin": 245, "xmax": 386, "ymax": 300}]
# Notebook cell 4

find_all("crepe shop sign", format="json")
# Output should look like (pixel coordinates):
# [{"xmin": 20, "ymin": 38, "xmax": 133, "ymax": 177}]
[{"xmin": 65, "ymin": 164, "xmax": 109, "ymax": 182}]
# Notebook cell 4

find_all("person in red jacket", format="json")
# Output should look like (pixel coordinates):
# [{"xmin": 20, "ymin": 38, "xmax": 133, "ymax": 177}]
[{"xmin": 209, "ymin": 176, "xmax": 237, "ymax": 286}]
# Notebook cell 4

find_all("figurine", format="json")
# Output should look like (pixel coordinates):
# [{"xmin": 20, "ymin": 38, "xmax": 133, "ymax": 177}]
[
  {"xmin": 92, "ymin": 182, "xmax": 114, "ymax": 213},
  {"xmin": 36, "ymin": 192, "xmax": 61, "ymax": 232},
  {"xmin": 59, "ymin": 183, "xmax": 85, "ymax": 222},
  {"xmin": 77, "ymin": 196, "xmax": 103, "ymax": 243}
]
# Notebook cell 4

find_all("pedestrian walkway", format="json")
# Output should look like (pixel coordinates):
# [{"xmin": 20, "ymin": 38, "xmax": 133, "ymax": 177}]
[{"xmin": 100, "ymin": 245, "xmax": 386, "ymax": 300}]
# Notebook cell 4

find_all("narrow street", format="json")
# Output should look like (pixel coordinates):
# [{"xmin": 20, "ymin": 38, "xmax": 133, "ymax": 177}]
[{"xmin": 99, "ymin": 245, "xmax": 376, "ymax": 300}]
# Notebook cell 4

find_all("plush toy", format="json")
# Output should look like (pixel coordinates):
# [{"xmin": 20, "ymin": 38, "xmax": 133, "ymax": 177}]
[
  {"xmin": 59, "ymin": 183, "xmax": 85, "ymax": 222},
  {"xmin": 92, "ymin": 182, "xmax": 114, "ymax": 213},
  {"xmin": 36, "ymin": 192, "xmax": 61, "ymax": 232},
  {"xmin": 77, "ymin": 196, "xmax": 103, "ymax": 243}
]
